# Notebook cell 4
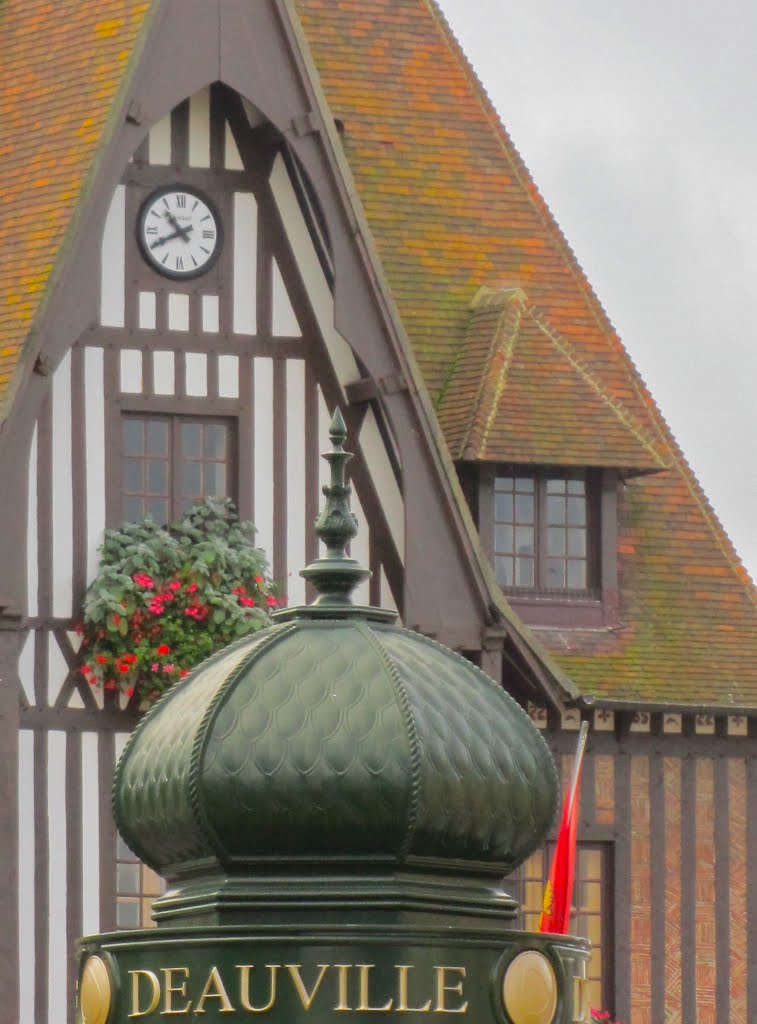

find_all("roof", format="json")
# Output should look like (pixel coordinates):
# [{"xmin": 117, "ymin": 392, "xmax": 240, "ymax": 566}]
[
  {"xmin": 0, "ymin": 0, "xmax": 152, "ymax": 415},
  {"xmin": 440, "ymin": 286, "xmax": 667, "ymax": 471},
  {"xmin": 296, "ymin": 0, "xmax": 757, "ymax": 707},
  {"xmin": 0, "ymin": 0, "xmax": 755, "ymax": 708}
]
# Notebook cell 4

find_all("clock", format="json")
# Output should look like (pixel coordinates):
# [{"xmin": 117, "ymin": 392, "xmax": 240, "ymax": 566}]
[{"xmin": 137, "ymin": 186, "xmax": 223, "ymax": 279}]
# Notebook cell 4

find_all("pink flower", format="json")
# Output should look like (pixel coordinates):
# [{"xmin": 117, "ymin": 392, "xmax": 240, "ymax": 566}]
[
  {"xmin": 151, "ymin": 663, "xmax": 159, "ymax": 672},
  {"xmin": 266, "ymin": 595, "xmax": 277, "ymax": 608},
  {"xmin": 162, "ymin": 663, "xmax": 174, "ymax": 674},
  {"xmin": 132, "ymin": 573, "xmax": 155, "ymax": 589},
  {"xmin": 255, "ymin": 576, "xmax": 263, "ymax": 585},
  {"xmin": 168, "ymin": 580, "xmax": 181, "ymax": 591},
  {"xmin": 149, "ymin": 599, "xmax": 164, "ymax": 614}
]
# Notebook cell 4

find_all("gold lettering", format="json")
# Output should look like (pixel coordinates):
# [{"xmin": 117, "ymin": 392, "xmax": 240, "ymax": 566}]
[
  {"xmin": 396, "ymin": 965, "xmax": 432, "ymax": 1012},
  {"xmin": 434, "ymin": 967, "xmax": 468, "ymax": 1014},
  {"xmin": 195, "ymin": 966, "xmax": 234, "ymax": 1015},
  {"xmin": 161, "ymin": 968, "xmax": 192, "ymax": 1016},
  {"xmin": 237, "ymin": 965, "xmax": 280, "ymax": 1013},
  {"xmin": 334, "ymin": 965, "xmax": 352, "ymax": 1012},
  {"xmin": 286, "ymin": 964, "xmax": 330, "ymax": 1010},
  {"xmin": 357, "ymin": 965, "xmax": 393, "ymax": 1012},
  {"xmin": 129, "ymin": 970, "xmax": 161, "ymax": 1019}
]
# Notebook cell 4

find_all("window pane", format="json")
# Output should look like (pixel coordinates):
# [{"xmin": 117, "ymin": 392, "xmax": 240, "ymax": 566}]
[
  {"xmin": 146, "ymin": 460, "xmax": 168, "ymax": 495},
  {"xmin": 495, "ymin": 524, "xmax": 513, "ymax": 554},
  {"xmin": 146, "ymin": 498, "xmax": 169, "ymax": 524},
  {"xmin": 515, "ymin": 476, "xmax": 534, "ymax": 493},
  {"xmin": 181, "ymin": 422, "xmax": 202, "ymax": 457},
  {"xmin": 116, "ymin": 900, "xmax": 140, "ymax": 929},
  {"xmin": 515, "ymin": 557, "xmax": 534, "ymax": 587},
  {"xmin": 117, "ymin": 863, "xmax": 141, "ymax": 895},
  {"xmin": 122, "ymin": 460, "xmax": 143, "ymax": 493},
  {"xmin": 495, "ymin": 491, "xmax": 513, "ymax": 522},
  {"xmin": 567, "ymin": 529, "xmax": 587, "ymax": 557},
  {"xmin": 514, "ymin": 493, "xmax": 535, "ymax": 523},
  {"xmin": 547, "ymin": 527, "xmax": 566, "ymax": 556},
  {"xmin": 205, "ymin": 462, "xmax": 226, "ymax": 496},
  {"xmin": 546, "ymin": 478, "xmax": 566, "ymax": 494},
  {"xmin": 546, "ymin": 558, "xmax": 566, "ymax": 588},
  {"xmin": 567, "ymin": 560, "xmax": 587, "ymax": 590},
  {"xmin": 567, "ymin": 496, "xmax": 587, "ymax": 526},
  {"xmin": 514, "ymin": 526, "xmax": 534, "ymax": 556},
  {"xmin": 546, "ymin": 495, "xmax": 566, "ymax": 525},
  {"xmin": 146, "ymin": 420, "xmax": 169, "ymax": 456},
  {"xmin": 495, "ymin": 475, "xmax": 513, "ymax": 492},
  {"xmin": 567, "ymin": 478, "xmax": 586, "ymax": 495},
  {"xmin": 123, "ymin": 496, "xmax": 144, "ymax": 522},
  {"xmin": 495, "ymin": 555, "xmax": 513, "ymax": 587},
  {"xmin": 204, "ymin": 424, "xmax": 227, "ymax": 459},
  {"xmin": 182, "ymin": 461, "xmax": 202, "ymax": 496},
  {"xmin": 122, "ymin": 418, "xmax": 144, "ymax": 456},
  {"xmin": 117, "ymin": 836, "xmax": 135, "ymax": 860}
]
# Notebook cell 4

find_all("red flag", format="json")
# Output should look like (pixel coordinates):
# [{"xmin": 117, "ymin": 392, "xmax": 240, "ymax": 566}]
[{"xmin": 539, "ymin": 721, "xmax": 588, "ymax": 934}]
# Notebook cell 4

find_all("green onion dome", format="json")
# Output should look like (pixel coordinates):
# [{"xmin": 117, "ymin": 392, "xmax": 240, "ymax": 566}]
[{"xmin": 113, "ymin": 412, "xmax": 557, "ymax": 893}]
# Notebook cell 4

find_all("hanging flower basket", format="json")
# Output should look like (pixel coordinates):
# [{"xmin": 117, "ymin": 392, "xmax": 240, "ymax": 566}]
[{"xmin": 79, "ymin": 499, "xmax": 283, "ymax": 703}]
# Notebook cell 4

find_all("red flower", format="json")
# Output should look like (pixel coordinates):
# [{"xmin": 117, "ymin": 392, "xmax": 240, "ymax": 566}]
[
  {"xmin": 186, "ymin": 583, "xmax": 198, "ymax": 594},
  {"xmin": 156, "ymin": 644, "xmax": 170, "ymax": 656},
  {"xmin": 180, "ymin": 669, "xmax": 189, "ymax": 678},
  {"xmin": 168, "ymin": 580, "xmax": 182, "ymax": 591},
  {"xmin": 112, "ymin": 614, "xmax": 121, "ymax": 626},
  {"xmin": 240, "ymin": 597, "xmax": 255, "ymax": 607},
  {"xmin": 255, "ymin": 576, "xmax": 263, "ymax": 585},
  {"xmin": 266, "ymin": 595, "xmax": 277, "ymax": 608},
  {"xmin": 95, "ymin": 654, "xmax": 108, "ymax": 665},
  {"xmin": 118, "ymin": 664, "xmax": 130, "ymax": 674},
  {"xmin": 127, "ymin": 688, "xmax": 134, "ymax": 698},
  {"xmin": 104, "ymin": 681, "xmax": 118, "ymax": 691},
  {"xmin": 149, "ymin": 599, "xmax": 164, "ymax": 614}
]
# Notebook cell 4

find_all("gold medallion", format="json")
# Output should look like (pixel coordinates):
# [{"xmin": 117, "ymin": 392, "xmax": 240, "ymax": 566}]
[
  {"xmin": 79, "ymin": 955, "xmax": 112, "ymax": 1024},
  {"xmin": 502, "ymin": 950, "xmax": 558, "ymax": 1024}
]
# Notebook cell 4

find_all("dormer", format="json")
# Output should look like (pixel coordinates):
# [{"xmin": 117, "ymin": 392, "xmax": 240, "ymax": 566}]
[{"xmin": 442, "ymin": 288, "xmax": 668, "ymax": 627}]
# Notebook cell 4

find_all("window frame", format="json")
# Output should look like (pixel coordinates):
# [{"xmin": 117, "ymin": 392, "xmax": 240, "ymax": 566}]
[
  {"xmin": 118, "ymin": 411, "xmax": 238, "ymax": 526},
  {"xmin": 506, "ymin": 839, "xmax": 615, "ymax": 1016},
  {"xmin": 477, "ymin": 464, "xmax": 619, "ymax": 628}
]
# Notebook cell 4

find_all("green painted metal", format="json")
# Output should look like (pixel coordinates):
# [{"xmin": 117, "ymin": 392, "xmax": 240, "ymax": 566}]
[{"xmin": 81, "ymin": 413, "xmax": 587, "ymax": 1024}]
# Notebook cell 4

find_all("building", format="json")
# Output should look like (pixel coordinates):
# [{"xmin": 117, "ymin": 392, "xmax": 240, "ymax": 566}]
[{"xmin": 0, "ymin": 2, "xmax": 755, "ymax": 1023}]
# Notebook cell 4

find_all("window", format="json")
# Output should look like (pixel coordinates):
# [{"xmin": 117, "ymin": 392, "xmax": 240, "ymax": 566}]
[
  {"xmin": 508, "ymin": 842, "xmax": 613, "ymax": 1013},
  {"xmin": 493, "ymin": 469, "xmax": 597, "ymax": 595},
  {"xmin": 116, "ymin": 835, "xmax": 165, "ymax": 929},
  {"xmin": 121, "ymin": 415, "xmax": 234, "ymax": 523}
]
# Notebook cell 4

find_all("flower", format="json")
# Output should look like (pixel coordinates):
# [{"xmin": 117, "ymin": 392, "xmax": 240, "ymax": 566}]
[
  {"xmin": 132, "ymin": 573, "xmax": 155, "ymax": 589},
  {"xmin": 240, "ymin": 597, "xmax": 255, "ymax": 607},
  {"xmin": 151, "ymin": 663, "xmax": 159, "ymax": 672},
  {"xmin": 156, "ymin": 644, "xmax": 170, "ymax": 656},
  {"xmin": 255, "ymin": 576, "xmax": 263, "ymax": 585},
  {"xmin": 163, "ymin": 663, "xmax": 174, "ymax": 674},
  {"xmin": 180, "ymin": 669, "xmax": 189, "ymax": 678},
  {"xmin": 127, "ymin": 688, "xmax": 134, "ymax": 698},
  {"xmin": 168, "ymin": 580, "xmax": 182, "ymax": 590},
  {"xmin": 266, "ymin": 595, "xmax": 277, "ymax": 608},
  {"xmin": 186, "ymin": 582, "xmax": 198, "ymax": 594},
  {"xmin": 149, "ymin": 599, "xmax": 164, "ymax": 614},
  {"xmin": 118, "ymin": 664, "xmax": 130, "ymax": 674},
  {"xmin": 95, "ymin": 654, "xmax": 108, "ymax": 664}
]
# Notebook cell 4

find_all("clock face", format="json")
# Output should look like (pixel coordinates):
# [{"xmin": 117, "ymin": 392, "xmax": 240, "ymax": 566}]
[{"xmin": 137, "ymin": 186, "xmax": 222, "ymax": 279}]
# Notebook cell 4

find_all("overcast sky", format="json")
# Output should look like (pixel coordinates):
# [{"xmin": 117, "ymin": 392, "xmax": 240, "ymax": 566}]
[{"xmin": 436, "ymin": 0, "xmax": 757, "ymax": 582}]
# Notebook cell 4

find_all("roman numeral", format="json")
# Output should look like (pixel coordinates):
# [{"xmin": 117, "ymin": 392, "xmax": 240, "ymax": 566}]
[
  {"xmin": 175, "ymin": 256, "xmax": 184, "ymax": 270},
  {"xmin": 200, "ymin": 246, "xmax": 210, "ymax": 255},
  {"xmin": 146, "ymin": 226, "xmax": 158, "ymax": 235},
  {"xmin": 192, "ymin": 200, "xmax": 199, "ymax": 212},
  {"xmin": 202, "ymin": 230, "xmax": 215, "ymax": 239},
  {"xmin": 176, "ymin": 194, "xmax": 187, "ymax": 208},
  {"xmin": 191, "ymin": 255, "xmax": 198, "ymax": 267}
]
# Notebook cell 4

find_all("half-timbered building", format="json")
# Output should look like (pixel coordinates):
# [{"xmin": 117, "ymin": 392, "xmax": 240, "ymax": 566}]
[{"xmin": 1, "ymin": 2, "xmax": 755, "ymax": 1023}]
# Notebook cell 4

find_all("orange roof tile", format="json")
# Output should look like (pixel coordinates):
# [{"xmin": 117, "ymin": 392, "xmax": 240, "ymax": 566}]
[
  {"xmin": 440, "ymin": 287, "xmax": 666, "ymax": 471},
  {"xmin": 0, "ymin": 0, "xmax": 152, "ymax": 415}
]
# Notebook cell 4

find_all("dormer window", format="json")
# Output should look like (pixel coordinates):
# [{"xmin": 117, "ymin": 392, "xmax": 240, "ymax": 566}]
[
  {"xmin": 464, "ymin": 463, "xmax": 618, "ymax": 628},
  {"xmin": 493, "ymin": 470, "xmax": 595, "ymax": 594}
]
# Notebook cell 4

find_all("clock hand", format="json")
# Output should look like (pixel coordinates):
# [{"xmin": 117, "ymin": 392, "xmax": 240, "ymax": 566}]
[
  {"xmin": 165, "ymin": 210, "xmax": 192, "ymax": 242},
  {"xmin": 150, "ymin": 225, "xmax": 195, "ymax": 250}
]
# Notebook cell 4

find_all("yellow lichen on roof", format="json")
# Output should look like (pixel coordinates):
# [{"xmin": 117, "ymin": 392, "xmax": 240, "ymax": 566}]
[{"xmin": 0, "ymin": 0, "xmax": 152, "ymax": 413}]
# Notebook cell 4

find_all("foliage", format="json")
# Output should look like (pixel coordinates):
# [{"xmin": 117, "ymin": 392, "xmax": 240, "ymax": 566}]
[{"xmin": 80, "ymin": 499, "xmax": 282, "ymax": 702}]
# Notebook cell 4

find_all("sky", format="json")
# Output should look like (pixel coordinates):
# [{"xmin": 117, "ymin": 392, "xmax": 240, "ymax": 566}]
[{"xmin": 436, "ymin": 0, "xmax": 757, "ymax": 582}]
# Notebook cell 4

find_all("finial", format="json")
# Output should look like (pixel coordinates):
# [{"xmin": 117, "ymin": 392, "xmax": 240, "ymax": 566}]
[{"xmin": 299, "ymin": 409, "xmax": 371, "ymax": 607}]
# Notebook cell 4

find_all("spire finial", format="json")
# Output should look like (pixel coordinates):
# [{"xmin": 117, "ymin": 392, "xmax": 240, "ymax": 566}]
[{"xmin": 299, "ymin": 409, "xmax": 370, "ymax": 607}]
